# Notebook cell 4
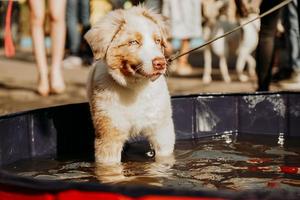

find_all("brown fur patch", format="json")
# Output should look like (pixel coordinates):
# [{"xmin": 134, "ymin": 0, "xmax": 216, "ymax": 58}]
[
  {"xmin": 141, "ymin": 10, "xmax": 159, "ymax": 25},
  {"xmin": 104, "ymin": 20, "xmax": 126, "ymax": 58},
  {"xmin": 84, "ymin": 9, "xmax": 126, "ymax": 60},
  {"xmin": 106, "ymin": 36, "xmax": 142, "ymax": 76},
  {"xmin": 134, "ymin": 32, "xmax": 143, "ymax": 45},
  {"xmin": 90, "ymin": 89, "xmax": 128, "ymax": 163},
  {"xmin": 153, "ymin": 33, "xmax": 166, "ymax": 48}
]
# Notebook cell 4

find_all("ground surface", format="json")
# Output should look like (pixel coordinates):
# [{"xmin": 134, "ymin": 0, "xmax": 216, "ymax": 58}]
[{"xmin": 0, "ymin": 50, "xmax": 281, "ymax": 115}]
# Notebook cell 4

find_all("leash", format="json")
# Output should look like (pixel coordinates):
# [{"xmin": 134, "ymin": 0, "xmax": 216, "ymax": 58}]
[{"xmin": 167, "ymin": 0, "xmax": 293, "ymax": 63}]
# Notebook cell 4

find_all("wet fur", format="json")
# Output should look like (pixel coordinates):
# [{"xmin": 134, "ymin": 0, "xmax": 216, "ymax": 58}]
[{"xmin": 85, "ymin": 6, "xmax": 175, "ymax": 164}]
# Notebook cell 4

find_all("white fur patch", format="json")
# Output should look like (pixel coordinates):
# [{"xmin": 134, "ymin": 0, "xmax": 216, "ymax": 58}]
[{"xmin": 86, "ymin": 6, "xmax": 175, "ymax": 164}]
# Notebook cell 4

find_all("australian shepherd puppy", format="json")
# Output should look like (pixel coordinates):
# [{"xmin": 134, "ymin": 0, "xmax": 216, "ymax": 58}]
[{"xmin": 84, "ymin": 6, "xmax": 175, "ymax": 164}]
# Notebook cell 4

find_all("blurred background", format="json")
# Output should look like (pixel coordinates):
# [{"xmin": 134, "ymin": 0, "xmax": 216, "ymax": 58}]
[{"xmin": 0, "ymin": 0, "xmax": 297, "ymax": 114}]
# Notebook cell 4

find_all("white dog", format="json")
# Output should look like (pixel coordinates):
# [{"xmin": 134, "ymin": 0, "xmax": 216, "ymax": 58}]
[
  {"xmin": 235, "ymin": 13, "xmax": 260, "ymax": 82},
  {"xmin": 84, "ymin": 6, "xmax": 175, "ymax": 164},
  {"xmin": 202, "ymin": 0, "xmax": 260, "ymax": 83}
]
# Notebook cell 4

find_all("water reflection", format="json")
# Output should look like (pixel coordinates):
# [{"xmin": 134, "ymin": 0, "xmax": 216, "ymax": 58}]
[
  {"xmin": 3, "ymin": 134, "xmax": 300, "ymax": 191},
  {"xmin": 95, "ymin": 154, "xmax": 175, "ymax": 186}
]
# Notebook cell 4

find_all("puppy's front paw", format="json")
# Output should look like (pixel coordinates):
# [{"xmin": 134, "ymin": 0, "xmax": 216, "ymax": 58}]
[
  {"xmin": 155, "ymin": 147, "xmax": 174, "ymax": 158},
  {"xmin": 94, "ymin": 136, "xmax": 125, "ymax": 164},
  {"xmin": 155, "ymin": 153, "xmax": 175, "ymax": 166},
  {"xmin": 95, "ymin": 153, "xmax": 121, "ymax": 164},
  {"xmin": 95, "ymin": 163, "xmax": 129, "ymax": 183}
]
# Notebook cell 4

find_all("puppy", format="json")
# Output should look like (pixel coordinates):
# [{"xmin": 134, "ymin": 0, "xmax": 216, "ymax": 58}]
[{"xmin": 84, "ymin": 6, "xmax": 175, "ymax": 164}]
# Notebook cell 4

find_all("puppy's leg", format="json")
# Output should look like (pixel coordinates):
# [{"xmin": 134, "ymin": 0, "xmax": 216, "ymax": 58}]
[
  {"xmin": 236, "ymin": 48, "xmax": 249, "ymax": 82},
  {"xmin": 95, "ymin": 163, "xmax": 127, "ymax": 183},
  {"xmin": 246, "ymin": 54, "xmax": 256, "ymax": 78},
  {"xmin": 94, "ymin": 132, "xmax": 126, "ymax": 164},
  {"xmin": 149, "ymin": 154, "xmax": 175, "ymax": 178},
  {"xmin": 92, "ymin": 112, "xmax": 127, "ymax": 164},
  {"xmin": 211, "ymin": 29, "xmax": 231, "ymax": 83},
  {"xmin": 148, "ymin": 119, "xmax": 175, "ymax": 158},
  {"xmin": 219, "ymin": 55, "xmax": 231, "ymax": 83},
  {"xmin": 203, "ymin": 48, "xmax": 212, "ymax": 84}
]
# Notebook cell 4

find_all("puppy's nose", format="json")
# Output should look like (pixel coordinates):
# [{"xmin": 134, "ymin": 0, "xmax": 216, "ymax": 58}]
[{"xmin": 152, "ymin": 57, "xmax": 166, "ymax": 70}]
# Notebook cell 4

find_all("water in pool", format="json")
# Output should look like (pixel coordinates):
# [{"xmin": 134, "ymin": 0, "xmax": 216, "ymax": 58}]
[{"xmin": 2, "ymin": 133, "xmax": 300, "ymax": 191}]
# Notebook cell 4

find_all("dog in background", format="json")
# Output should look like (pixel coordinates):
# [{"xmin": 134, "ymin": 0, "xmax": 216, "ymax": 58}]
[
  {"xmin": 201, "ymin": 0, "xmax": 260, "ymax": 83},
  {"xmin": 235, "ymin": 13, "xmax": 260, "ymax": 82},
  {"xmin": 84, "ymin": 6, "xmax": 175, "ymax": 164}
]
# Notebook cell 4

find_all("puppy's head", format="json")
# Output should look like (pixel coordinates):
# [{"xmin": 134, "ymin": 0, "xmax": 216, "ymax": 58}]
[{"xmin": 85, "ymin": 6, "xmax": 168, "ymax": 86}]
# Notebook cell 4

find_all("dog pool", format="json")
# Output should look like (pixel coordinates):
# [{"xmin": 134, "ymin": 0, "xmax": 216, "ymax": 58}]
[
  {"xmin": 1, "ymin": 92, "xmax": 300, "ymax": 199},
  {"xmin": 2, "ymin": 133, "xmax": 300, "ymax": 191}
]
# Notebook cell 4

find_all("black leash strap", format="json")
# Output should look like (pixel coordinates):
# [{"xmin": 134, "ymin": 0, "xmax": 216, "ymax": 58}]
[{"xmin": 167, "ymin": 0, "xmax": 293, "ymax": 63}]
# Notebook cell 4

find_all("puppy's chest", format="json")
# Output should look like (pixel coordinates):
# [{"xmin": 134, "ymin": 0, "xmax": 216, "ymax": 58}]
[
  {"xmin": 134, "ymin": 93, "xmax": 162, "ymax": 116},
  {"xmin": 116, "ymin": 85, "xmax": 168, "ymax": 130},
  {"xmin": 125, "ymin": 91, "xmax": 165, "ymax": 124}
]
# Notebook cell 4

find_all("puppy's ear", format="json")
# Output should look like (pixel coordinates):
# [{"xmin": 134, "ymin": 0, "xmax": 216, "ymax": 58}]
[{"xmin": 84, "ymin": 10, "xmax": 125, "ymax": 60}]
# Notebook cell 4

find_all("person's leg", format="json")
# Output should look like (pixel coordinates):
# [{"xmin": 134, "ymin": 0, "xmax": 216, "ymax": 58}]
[
  {"xmin": 285, "ymin": 0, "xmax": 300, "ymax": 74},
  {"xmin": 49, "ymin": 0, "xmax": 67, "ymax": 93},
  {"xmin": 28, "ymin": 0, "xmax": 49, "ymax": 96},
  {"xmin": 78, "ymin": 0, "xmax": 93, "ymax": 65},
  {"xmin": 298, "ymin": 0, "xmax": 300, "ymax": 31},
  {"xmin": 66, "ymin": 0, "xmax": 80, "ymax": 55},
  {"xmin": 256, "ymin": 0, "xmax": 281, "ymax": 91},
  {"xmin": 176, "ymin": 39, "xmax": 192, "ymax": 75},
  {"xmin": 63, "ymin": 0, "xmax": 83, "ymax": 68},
  {"xmin": 79, "ymin": 0, "xmax": 90, "ymax": 28},
  {"xmin": 278, "ymin": 0, "xmax": 300, "ymax": 89},
  {"xmin": 178, "ymin": 39, "xmax": 190, "ymax": 65}
]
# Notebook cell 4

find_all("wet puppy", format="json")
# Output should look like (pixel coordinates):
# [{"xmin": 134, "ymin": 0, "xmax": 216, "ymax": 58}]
[{"xmin": 85, "ymin": 6, "xmax": 175, "ymax": 164}]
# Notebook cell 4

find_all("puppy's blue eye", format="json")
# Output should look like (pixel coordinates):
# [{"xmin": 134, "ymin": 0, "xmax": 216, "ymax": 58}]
[
  {"xmin": 155, "ymin": 39, "xmax": 161, "ymax": 44},
  {"xmin": 128, "ymin": 40, "xmax": 139, "ymax": 46}
]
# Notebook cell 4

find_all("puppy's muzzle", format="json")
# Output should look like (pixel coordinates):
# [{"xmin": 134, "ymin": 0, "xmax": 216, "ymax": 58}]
[
  {"xmin": 152, "ymin": 57, "xmax": 166, "ymax": 71},
  {"xmin": 149, "ymin": 57, "xmax": 167, "ymax": 81}
]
